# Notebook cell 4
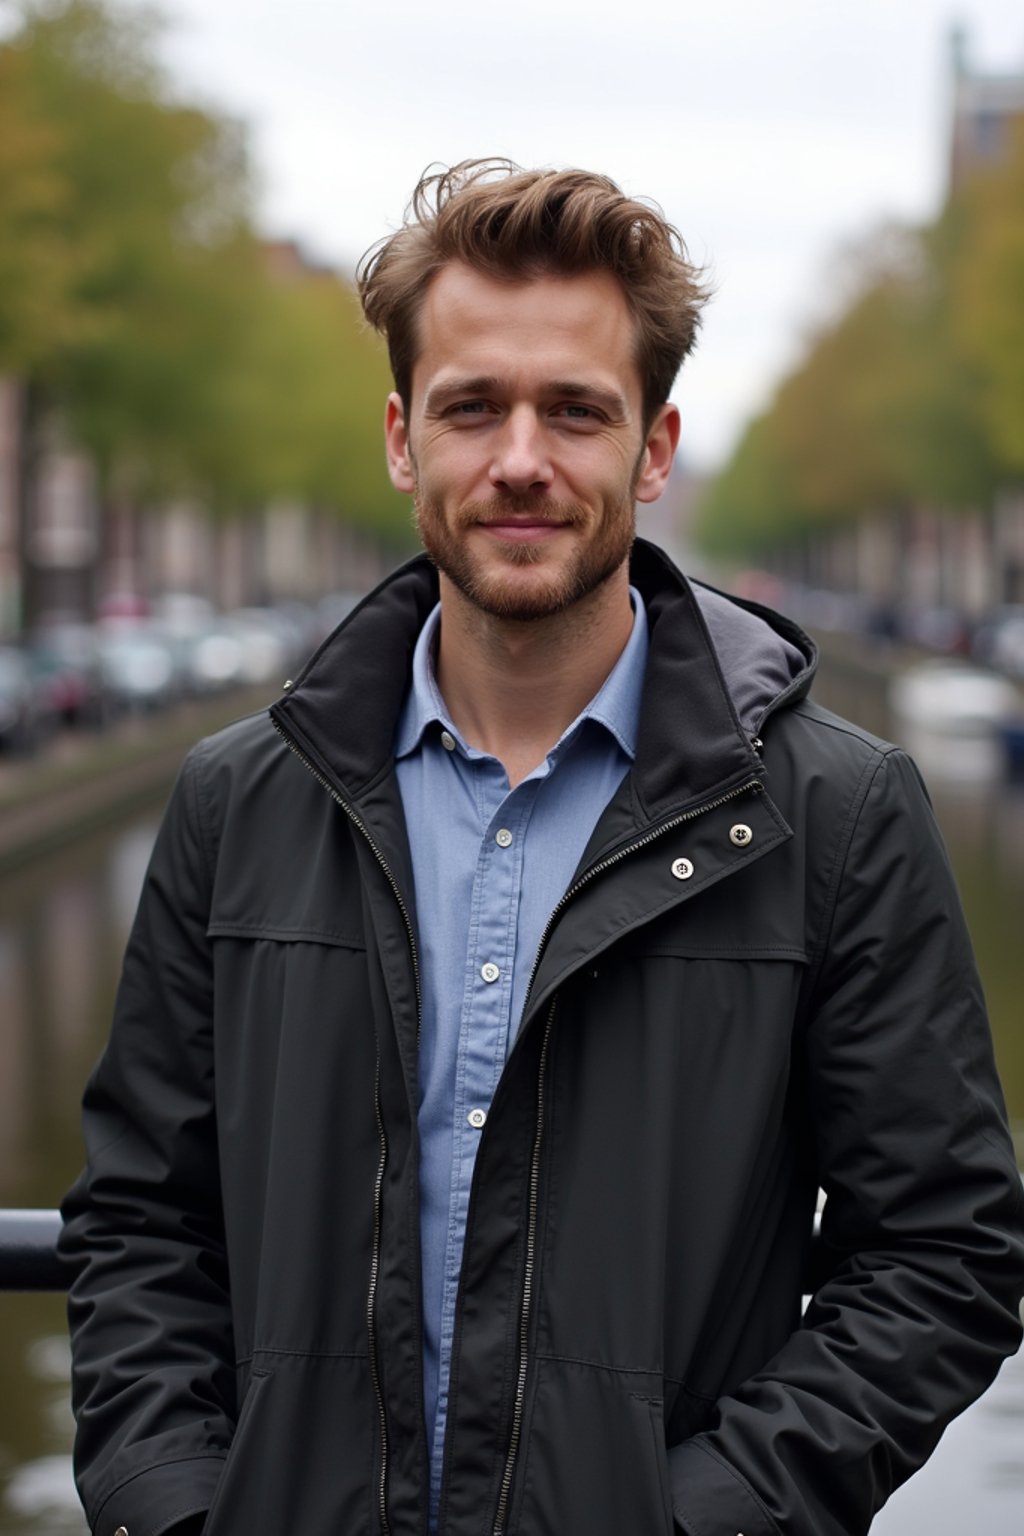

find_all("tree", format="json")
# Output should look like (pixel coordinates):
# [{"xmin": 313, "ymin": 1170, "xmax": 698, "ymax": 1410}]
[
  {"xmin": 695, "ymin": 214, "xmax": 998, "ymax": 561},
  {"xmin": 954, "ymin": 119, "xmax": 1024, "ymax": 474},
  {"xmin": 0, "ymin": 36, "xmax": 75, "ymax": 371},
  {"xmin": 9, "ymin": 1, "xmax": 256, "ymax": 488},
  {"xmin": 1, "ymin": 0, "xmax": 414, "ymax": 628},
  {"xmin": 187, "ymin": 252, "xmax": 409, "ymax": 541}
]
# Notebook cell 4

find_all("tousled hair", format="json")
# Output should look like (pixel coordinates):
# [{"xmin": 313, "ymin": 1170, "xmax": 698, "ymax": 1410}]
[{"xmin": 357, "ymin": 159, "xmax": 710, "ymax": 426}]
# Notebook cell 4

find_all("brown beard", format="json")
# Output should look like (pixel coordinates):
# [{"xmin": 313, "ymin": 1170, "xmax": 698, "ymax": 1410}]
[{"xmin": 414, "ymin": 490, "xmax": 637, "ymax": 622}]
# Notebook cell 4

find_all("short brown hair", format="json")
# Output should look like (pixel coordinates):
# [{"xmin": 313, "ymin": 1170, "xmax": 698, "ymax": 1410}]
[{"xmin": 357, "ymin": 158, "xmax": 709, "ymax": 425}]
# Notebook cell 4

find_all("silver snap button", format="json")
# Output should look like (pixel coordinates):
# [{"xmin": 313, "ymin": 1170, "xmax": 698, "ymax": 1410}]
[
  {"xmin": 495, "ymin": 828, "xmax": 513, "ymax": 848},
  {"xmin": 467, "ymin": 1108, "xmax": 487, "ymax": 1129},
  {"xmin": 440, "ymin": 730, "xmax": 456, "ymax": 751},
  {"xmin": 671, "ymin": 857, "xmax": 694, "ymax": 881},
  {"xmin": 729, "ymin": 823, "xmax": 753, "ymax": 847},
  {"xmin": 480, "ymin": 962, "xmax": 500, "ymax": 983}
]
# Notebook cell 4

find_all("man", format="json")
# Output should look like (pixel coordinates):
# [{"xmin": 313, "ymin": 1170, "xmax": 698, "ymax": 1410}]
[{"xmin": 61, "ymin": 160, "xmax": 1024, "ymax": 1536}]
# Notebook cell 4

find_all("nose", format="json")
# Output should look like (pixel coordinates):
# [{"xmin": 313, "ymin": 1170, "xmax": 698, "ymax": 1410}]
[{"xmin": 489, "ymin": 407, "xmax": 553, "ymax": 495}]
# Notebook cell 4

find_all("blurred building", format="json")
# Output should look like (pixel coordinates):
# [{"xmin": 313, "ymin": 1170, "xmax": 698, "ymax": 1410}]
[
  {"xmin": 648, "ymin": 454, "xmax": 709, "ymax": 575},
  {"xmin": 949, "ymin": 25, "xmax": 1024, "ymax": 193},
  {"xmin": 0, "ymin": 380, "xmax": 391, "ymax": 633},
  {"xmin": 0, "ymin": 381, "xmax": 100, "ymax": 634},
  {"xmin": 0, "ymin": 240, "xmax": 396, "ymax": 637}
]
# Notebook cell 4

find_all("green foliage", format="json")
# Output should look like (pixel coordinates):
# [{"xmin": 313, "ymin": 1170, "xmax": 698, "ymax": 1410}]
[
  {"xmin": 0, "ymin": 37, "xmax": 75, "ymax": 369},
  {"xmin": 696, "ymin": 124, "xmax": 1020, "ymax": 559},
  {"xmin": 696, "ymin": 415, "xmax": 798, "ymax": 558},
  {"xmin": 0, "ymin": 0, "xmax": 408, "ymax": 539},
  {"xmin": 178, "ymin": 252, "xmax": 408, "ymax": 537},
  {"xmin": 953, "ymin": 120, "xmax": 1024, "ymax": 473}
]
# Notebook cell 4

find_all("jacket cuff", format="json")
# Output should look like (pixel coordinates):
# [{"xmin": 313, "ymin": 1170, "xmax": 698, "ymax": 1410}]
[
  {"xmin": 668, "ymin": 1439, "xmax": 780, "ymax": 1536},
  {"xmin": 89, "ymin": 1454, "xmax": 225, "ymax": 1536}
]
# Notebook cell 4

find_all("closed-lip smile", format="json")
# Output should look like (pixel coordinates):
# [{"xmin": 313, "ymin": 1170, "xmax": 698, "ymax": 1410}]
[{"xmin": 476, "ymin": 516, "xmax": 571, "ymax": 541}]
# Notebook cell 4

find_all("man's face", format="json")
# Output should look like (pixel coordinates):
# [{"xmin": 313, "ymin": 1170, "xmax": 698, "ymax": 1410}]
[{"xmin": 385, "ymin": 262, "xmax": 679, "ymax": 622}]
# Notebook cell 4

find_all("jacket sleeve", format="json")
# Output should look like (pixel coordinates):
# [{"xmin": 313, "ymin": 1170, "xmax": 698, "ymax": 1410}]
[
  {"xmin": 59, "ymin": 744, "xmax": 233, "ymax": 1536},
  {"xmin": 668, "ymin": 746, "xmax": 1024, "ymax": 1536}
]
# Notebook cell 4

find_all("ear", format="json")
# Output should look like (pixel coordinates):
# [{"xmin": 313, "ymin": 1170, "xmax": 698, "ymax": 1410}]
[
  {"xmin": 634, "ymin": 403, "xmax": 681, "ymax": 504},
  {"xmin": 385, "ymin": 392, "xmax": 416, "ymax": 494}
]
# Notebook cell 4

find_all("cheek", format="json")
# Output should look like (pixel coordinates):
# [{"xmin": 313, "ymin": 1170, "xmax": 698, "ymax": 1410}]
[
  {"xmin": 567, "ymin": 437, "xmax": 640, "ymax": 483},
  {"xmin": 417, "ymin": 436, "xmax": 486, "ymax": 491}
]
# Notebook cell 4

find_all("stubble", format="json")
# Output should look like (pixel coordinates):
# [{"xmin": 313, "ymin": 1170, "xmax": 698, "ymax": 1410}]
[{"xmin": 414, "ymin": 490, "xmax": 637, "ymax": 622}]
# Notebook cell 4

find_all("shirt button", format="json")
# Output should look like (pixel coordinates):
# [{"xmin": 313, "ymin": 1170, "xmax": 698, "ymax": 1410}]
[
  {"xmin": 440, "ymin": 730, "xmax": 456, "ymax": 751},
  {"xmin": 671, "ymin": 857, "xmax": 694, "ymax": 880},
  {"xmin": 114, "ymin": 1528, "xmax": 128, "ymax": 1536},
  {"xmin": 467, "ymin": 1108, "xmax": 487, "ymax": 1129},
  {"xmin": 480, "ymin": 962, "xmax": 500, "ymax": 984},
  {"xmin": 729, "ymin": 823, "xmax": 753, "ymax": 847},
  {"xmin": 495, "ymin": 828, "xmax": 513, "ymax": 848}
]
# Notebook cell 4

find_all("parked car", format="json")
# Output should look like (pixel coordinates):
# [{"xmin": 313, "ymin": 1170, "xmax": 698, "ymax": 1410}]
[
  {"xmin": 179, "ymin": 619, "xmax": 246, "ymax": 694},
  {"xmin": 897, "ymin": 604, "xmax": 971, "ymax": 656},
  {"xmin": 977, "ymin": 607, "xmax": 1024, "ymax": 681},
  {"xmin": 29, "ymin": 622, "xmax": 109, "ymax": 728},
  {"xmin": 0, "ymin": 646, "xmax": 48, "ymax": 753},
  {"xmin": 96, "ymin": 622, "xmax": 179, "ymax": 713},
  {"xmin": 315, "ymin": 589, "xmax": 365, "ymax": 643},
  {"xmin": 273, "ymin": 600, "xmax": 320, "ymax": 666},
  {"xmin": 226, "ymin": 608, "xmax": 293, "ymax": 687}
]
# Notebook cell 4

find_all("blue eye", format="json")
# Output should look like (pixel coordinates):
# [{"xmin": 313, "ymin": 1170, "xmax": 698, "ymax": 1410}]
[{"xmin": 558, "ymin": 404, "xmax": 598, "ymax": 421}]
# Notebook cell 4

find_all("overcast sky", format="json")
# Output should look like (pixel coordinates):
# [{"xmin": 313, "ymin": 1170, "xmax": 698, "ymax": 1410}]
[{"xmin": 155, "ymin": 1, "xmax": 1024, "ymax": 471}]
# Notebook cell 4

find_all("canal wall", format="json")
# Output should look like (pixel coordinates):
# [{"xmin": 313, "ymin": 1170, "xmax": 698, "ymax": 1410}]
[{"xmin": 0, "ymin": 687, "xmax": 273, "ymax": 874}]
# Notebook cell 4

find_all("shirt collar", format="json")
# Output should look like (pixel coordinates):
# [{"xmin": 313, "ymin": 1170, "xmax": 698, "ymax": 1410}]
[{"xmin": 394, "ymin": 588, "xmax": 648, "ymax": 764}]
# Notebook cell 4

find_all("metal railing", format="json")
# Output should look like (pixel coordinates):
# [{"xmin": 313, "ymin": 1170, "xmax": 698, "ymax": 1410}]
[
  {"xmin": 0, "ymin": 1209, "xmax": 65, "ymax": 1290},
  {"xmin": 0, "ymin": 1207, "xmax": 833, "ymax": 1294}
]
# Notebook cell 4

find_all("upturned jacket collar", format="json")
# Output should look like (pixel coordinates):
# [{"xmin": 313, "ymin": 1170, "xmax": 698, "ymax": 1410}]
[{"xmin": 269, "ymin": 537, "xmax": 816, "ymax": 831}]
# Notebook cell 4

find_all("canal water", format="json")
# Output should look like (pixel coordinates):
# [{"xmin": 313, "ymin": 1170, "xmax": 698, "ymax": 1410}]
[{"xmin": 0, "ymin": 660, "xmax": 1021, "ymax": 1533}]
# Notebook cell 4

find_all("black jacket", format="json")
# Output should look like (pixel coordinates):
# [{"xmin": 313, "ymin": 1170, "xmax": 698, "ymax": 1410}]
[{"xmin": 60, "ymin": 540, "xmax": 1024, "ymax": 1536}]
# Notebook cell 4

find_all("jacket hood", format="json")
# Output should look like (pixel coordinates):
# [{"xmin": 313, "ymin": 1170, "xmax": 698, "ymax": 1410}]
[
  {"xmin": 688, "ymin": 575, "xmax": 814, "ymax": 738},
  {"xmin": 271, "ymin": 538, "xmax": 817, "ymax": 826}
]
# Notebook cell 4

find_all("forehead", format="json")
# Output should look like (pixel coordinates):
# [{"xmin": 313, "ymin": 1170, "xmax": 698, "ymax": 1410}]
[{"xmin": 410, "ymin": 262, "xmax": 642, "ymax": 407}]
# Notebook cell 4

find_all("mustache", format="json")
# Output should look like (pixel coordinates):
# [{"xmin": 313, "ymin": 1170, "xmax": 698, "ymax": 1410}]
[{"xmin": 457, "ymin": 494, "xmax": 587, "ymax": 528}]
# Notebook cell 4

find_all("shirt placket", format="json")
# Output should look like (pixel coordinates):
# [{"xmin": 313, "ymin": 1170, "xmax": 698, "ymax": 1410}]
[{"xmin": 430, "ymin": 757, "xmax": 539, "ymax": 1505}]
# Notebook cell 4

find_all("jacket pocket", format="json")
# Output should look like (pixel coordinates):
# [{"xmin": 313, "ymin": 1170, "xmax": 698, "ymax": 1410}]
[
  {"xmin": 636, "ymin": 1393, "xmax": 676, "ymax": 1536},
  {"xmin": 202, "ymin": 1368, "xmax": 270, "ymax": 1536},
  {"xmin": 200, "ymin": 1353, "xmax": 374, "ymax": 1536},
  {"xmin": 511, "ymin": 1359, "xmax": 675, "ymax": 1536}
]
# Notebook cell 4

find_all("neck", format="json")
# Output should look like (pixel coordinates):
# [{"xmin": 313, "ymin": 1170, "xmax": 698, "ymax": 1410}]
[{"xmin": 435, "ymin": 568, "xmax": 634, "ymax": 788}]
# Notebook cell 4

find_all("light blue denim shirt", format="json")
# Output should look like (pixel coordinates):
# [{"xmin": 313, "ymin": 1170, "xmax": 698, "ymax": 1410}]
[{"xmin": 394, "ymin": 590, "xmax": 649, "ymax": 1531}]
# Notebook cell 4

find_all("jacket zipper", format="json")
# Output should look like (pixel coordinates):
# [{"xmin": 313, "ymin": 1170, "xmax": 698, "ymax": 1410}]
[
  {"xmin": 491, "ymin": 773, "xmax": 763, "ymax": 1535},
  {"xmin": 492, "ymin": 1003, "xmax": 555, "ymax": 1536},
  {"xmin": 271, "ymin": 715, "xmax": 423, "ymax": 1536}
]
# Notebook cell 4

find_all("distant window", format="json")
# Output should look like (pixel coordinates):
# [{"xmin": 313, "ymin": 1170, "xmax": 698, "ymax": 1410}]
[{"xmin": 970, "ymin": 110, "xmax": 1006, "ymax": 161}]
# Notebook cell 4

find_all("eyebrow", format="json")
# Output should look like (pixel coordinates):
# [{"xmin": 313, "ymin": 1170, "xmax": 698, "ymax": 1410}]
[
  {"xmin": 547, "ymin": 381, "xmax": 630, "ymax": 418},
  {"xmin": 422, "ymin": 377, "xmax": 631, "ymax": 419},
  {"xmin": 422, "ymin": 377, "xmax": 502, "ymax": 414}
]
